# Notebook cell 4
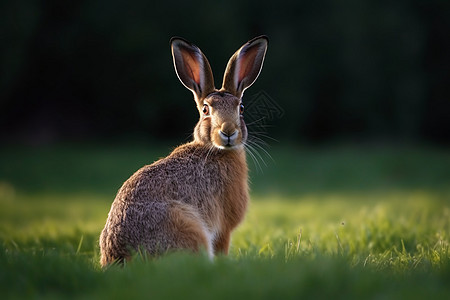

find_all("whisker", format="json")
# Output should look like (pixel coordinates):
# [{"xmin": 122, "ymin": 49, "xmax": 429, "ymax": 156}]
[
  {"xmin": 249, "ymin": 132, "xmax": 279, "ymax": 142},
  {"xmin": 244, "ymin": 143, "xmax": 263, "ymax": 173},
  {"xmin": 248, "ymin": 139, "xmax": 275, "ymax": 164},
  {"xmin": 248, "ymin": 136, "xmax": 272, "ymax": 150},
  {"xmin": 246, "ymin": 140, "xmax": 269, "ymax": 167},
  {"xmin": 245, "ymin": 116, "xmax": 267, "ymax": 126},
  {"xmin": 248, "ymin": 136, "xmax": 270, "ymax": 147},
  {"xmin": 204, "ymin": 144, "xmax": 215, "ymax": 166},
  {"xmin": 247, "ymin": 123, "xmax": 275, "ymax": 130},
  {"xmin": 244, "ymin": 112, "xmax": 277, "ymax": 173},
  {"xmin": 245, "ymin": 142, "xmax": 267, "ymax": 172}
]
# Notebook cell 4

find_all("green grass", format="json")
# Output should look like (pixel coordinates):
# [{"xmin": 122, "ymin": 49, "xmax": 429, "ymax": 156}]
[{"xmin": 0, "ymin": 143, "xmax": 449, "ymax": 299}]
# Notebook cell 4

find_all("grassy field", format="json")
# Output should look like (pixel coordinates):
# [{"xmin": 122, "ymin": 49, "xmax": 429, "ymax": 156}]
[{"xmin": 0, "ymin": 143, "xmax": 449, "ymax": 299}]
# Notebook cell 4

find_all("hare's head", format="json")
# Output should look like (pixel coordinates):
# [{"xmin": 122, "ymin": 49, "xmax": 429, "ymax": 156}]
[{"xmin": 171, "ymin": 36, "xmax": 268, "ymax": 150}]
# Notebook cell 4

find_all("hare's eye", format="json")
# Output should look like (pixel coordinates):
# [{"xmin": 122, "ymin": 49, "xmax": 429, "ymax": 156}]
[
  {"xmin": 240, "ymin": 103, "xmax": 245, "ymax": 115},
  {"xmin": 203, "ymin": 104, "xmax": 210, "ymax": 116}
]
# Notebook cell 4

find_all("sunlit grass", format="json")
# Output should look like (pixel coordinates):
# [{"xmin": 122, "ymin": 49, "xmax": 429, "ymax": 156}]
[{"xmin": 234, "ymin": 192, "xmax": 449, "ymax": 269}]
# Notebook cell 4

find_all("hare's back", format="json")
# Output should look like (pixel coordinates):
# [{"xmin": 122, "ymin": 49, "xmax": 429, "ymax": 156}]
[{"xmin": 116, "ymin": 150, "xmax": 217, "ymax": 205}]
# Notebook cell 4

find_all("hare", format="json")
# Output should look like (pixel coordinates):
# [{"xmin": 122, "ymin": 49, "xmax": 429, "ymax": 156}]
[{"xmin": 99, "ymin": 36, "xmax": 268, "ymax": 266}]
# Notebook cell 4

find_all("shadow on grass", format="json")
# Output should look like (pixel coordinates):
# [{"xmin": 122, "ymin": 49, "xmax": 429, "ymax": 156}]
[{"xmin": 1, "ymin": 244, "xmax": 449, "ymax": 300}]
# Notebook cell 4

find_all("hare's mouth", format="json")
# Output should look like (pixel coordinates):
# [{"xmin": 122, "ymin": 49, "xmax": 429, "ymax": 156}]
[
  {"xmin": 212, "ymin": 130, "xmax": 242, "ymax": 150},
  {"xmin": 214, "ymin": 144, "xmax": 244, "ymax": 150}
]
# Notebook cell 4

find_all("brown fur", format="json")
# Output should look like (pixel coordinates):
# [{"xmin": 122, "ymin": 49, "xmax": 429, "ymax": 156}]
[{"xmin": 99, "ymin": 36, "xmax": 268, "ymax": 266}]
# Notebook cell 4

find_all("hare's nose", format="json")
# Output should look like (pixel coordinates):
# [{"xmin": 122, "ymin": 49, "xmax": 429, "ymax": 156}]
[
  {"xmin": 219, "ymin": 130, "xmax": 238, "ymax": 139},
  {"xmin": 220, "ymin": 122, "xmax": 235, "ymax": 136}
]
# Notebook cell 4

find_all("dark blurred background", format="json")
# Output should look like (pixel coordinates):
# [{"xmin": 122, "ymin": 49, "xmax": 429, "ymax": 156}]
[{"xmin": 1, "ymin": 0, "xmax": 449, "ymax": 146}]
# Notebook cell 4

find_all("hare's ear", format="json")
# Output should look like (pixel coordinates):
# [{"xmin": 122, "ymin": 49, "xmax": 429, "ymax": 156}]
[
  {"xmin": 222, "ymin": 36, "xmax": 268, "ymax": 98},
  {"xmin": 171, "ymin": 37, "xmax": 215, "ymax": 102}
]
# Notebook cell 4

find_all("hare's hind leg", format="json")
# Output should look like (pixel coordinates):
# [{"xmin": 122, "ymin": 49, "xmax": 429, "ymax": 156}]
[
  {"xmin": 99, "ymin": 227, "xmax": 131, "ymax": 267},
  {"xmin": 167, "ymin": 202, "xmax": 214, "ymax": 259}
]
